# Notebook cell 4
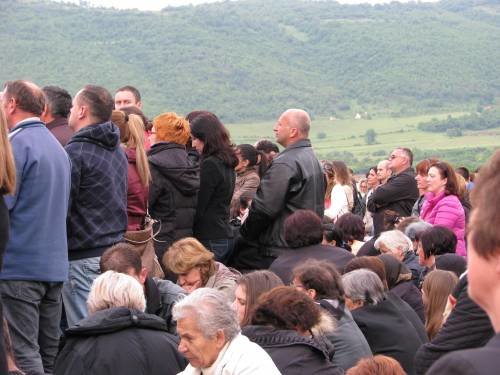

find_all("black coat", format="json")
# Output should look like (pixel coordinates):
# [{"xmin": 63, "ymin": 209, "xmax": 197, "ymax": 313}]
[
  {"xmin": 427, "ymin": 333, "xmax": 500, "ymax": 375},
  {"xmin": 387, "ymin": 292, "xmax": 428, "ymax": 344},
  {"xmin": 391, "ymin": 280, "xmax": 425, "ymax": 322},
  {"xmin": 241, "ymin": 139, "xmax": 326, "ymax": 257},
  {"xmin": 148, "ymin": 143, "xmax": 199, "ymax": 257},
  {"xmin": 242, "ymin": 325, "xmax": 343, "ymax": 375},
  {"xmin": 367, "ymin": 168, "xmax": 419, "ymax": 235},
  {"xmin": 194, "ymin": 155, "xmax": 235, "ymax": 240},
  {"xmin": 55, "ymin": 307, "xmax": 187, "ymax": 375},
  {"xmin": 414, "ymin": 276, "xmax": 494, "ymax": 374},
  {"xmin": 351, "ymin": 297, "xmax": 424, "ymax": 375},
  {"xmin": 269, "ymin": 243, "xmax": 354, "ymax": 285}
]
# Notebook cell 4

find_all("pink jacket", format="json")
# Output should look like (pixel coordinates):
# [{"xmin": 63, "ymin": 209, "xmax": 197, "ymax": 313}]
[{"xmin": 420, "ymin": 191, "xmax": 466, "ymax": 257}]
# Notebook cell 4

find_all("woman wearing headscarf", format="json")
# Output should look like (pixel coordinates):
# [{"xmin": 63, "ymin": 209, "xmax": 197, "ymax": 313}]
[{"xmin": 379, "ymin": 253, "xmax": 425, "ymax": 322}]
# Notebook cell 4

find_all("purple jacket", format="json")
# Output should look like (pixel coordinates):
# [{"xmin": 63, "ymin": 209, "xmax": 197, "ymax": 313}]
[{"xmin": 420, "ymin": 192, "xmax": 466, "ymax": 257}]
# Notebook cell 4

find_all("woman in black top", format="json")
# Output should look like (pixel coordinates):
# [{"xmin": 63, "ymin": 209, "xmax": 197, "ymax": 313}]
[{"xmin": 186, "ymin": 111, "xmax": 237, "ymax": 263}]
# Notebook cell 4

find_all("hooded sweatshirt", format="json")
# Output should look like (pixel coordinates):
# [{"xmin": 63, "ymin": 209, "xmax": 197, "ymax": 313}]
[
  {"xmin": 65, "ymin": 121, "xmax": 128, "ymax": 260},
  {"xmin": 148, "ymin": 142, "xmax": 199, "ymax": 257}
]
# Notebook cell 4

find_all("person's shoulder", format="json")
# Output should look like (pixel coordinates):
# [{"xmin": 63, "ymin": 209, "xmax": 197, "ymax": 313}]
[
  {"xmin": 229, "ymin": 334, "xmax": 282, "ymax": 373},
  {"xmin": 427, "ymin": 346, "xmax": 499, "ymax": 375},
  {"xmin": 153, "ymin": 278, "xmax": 186, "ymax": 296}
]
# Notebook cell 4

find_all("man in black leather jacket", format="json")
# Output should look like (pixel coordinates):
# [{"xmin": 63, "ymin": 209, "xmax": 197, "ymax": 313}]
[{"xmin": 240, "ymin": 109, "xmax": 326, "ymax": 265}]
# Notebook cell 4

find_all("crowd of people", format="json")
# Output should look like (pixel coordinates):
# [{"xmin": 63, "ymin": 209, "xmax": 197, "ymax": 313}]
[{"xmin": 0, "ymin": 80, "xmax": 498, "ymax": 375}]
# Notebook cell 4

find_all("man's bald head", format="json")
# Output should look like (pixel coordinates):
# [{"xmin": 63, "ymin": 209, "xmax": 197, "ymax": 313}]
[
  {"xmin": 2, "ymin": 80, "xmax": 45, "ymax": 128},
  {"xmin": 377, "ymin": 159, "xmax": 392, "ymax": 184},
  {"xmin": 274, "ymin": 108, "xmax": 311, "ymax": 147},
  {"xmin": 281, "ymin": 109, "xmax": 311, "ymax": 137}
]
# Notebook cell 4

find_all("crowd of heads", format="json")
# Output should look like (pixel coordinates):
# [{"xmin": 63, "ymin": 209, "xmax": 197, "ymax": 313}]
[{"xmin": 1, "ymin": 79, "xmax": 499, "ymax": 375}]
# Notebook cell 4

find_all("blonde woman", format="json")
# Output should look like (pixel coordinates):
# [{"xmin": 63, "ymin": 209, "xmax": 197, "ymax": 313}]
[
  {"xmin": 163, "ymin": 237, "xmax": 240, "ymax": 300},
  {"xmin": 111, "ymin": 110, "xmax": 151, "ymax": 231},
  {"xmin": 0, "ymin": 106, "xmax": 16, "ymax": 264}
]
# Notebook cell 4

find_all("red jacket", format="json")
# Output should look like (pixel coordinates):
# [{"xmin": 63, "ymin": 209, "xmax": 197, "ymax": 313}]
[{"xmin": 126, "ymin": 148, "xmax": 148, "ymax": 231}]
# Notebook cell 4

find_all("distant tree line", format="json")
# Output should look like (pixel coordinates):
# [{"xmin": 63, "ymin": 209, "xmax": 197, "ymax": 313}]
[{"xmin": 417, "ymin": 108, "xmax": 500, "ymax": 136}]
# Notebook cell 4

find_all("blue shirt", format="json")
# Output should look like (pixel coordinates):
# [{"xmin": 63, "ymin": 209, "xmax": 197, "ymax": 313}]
[{"xmin": 1, "ymin": 119, "xmax": 71, "ymax": 282}]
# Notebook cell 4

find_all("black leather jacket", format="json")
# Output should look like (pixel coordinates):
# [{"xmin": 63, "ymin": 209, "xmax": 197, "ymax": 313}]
[{"xmin": 241, "ymin": 139, "xmax": 325, "ymax": 257}]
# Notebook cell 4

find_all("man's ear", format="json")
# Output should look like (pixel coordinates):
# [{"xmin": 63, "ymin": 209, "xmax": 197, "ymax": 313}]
[
  {"xmin": 4, "ymin": 96, "xmax": 16, "ymax": 116},
  {"xmin": 41, "ymin": 104, "xmax": 50, "ymax": 122},
  {"xmin": 307, "ymin": 288, "xmax": 317, "ymax": 300},
  {"xmin": 494, "ymin": 252, "xmax": 500, "ymax": 275},
  {"xmin": 139, "ymin": 267, "xmax": 148, "ymax": 284},
  {"xmin": 289, "ymin": 126, "xmax": 299, "ymax": 139},
  {"xmin": 215, "ymin": 329, "xmax": 226, "ymax": 350},
  {"xmin": 137, "ymin": 101, "xmax": 143, "ymax": 109}
]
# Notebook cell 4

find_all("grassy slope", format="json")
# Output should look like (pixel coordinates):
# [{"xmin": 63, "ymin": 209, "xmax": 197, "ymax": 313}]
[{"xmin": 226, "ymin": 112, "xmax": 500, "ymax": 170}]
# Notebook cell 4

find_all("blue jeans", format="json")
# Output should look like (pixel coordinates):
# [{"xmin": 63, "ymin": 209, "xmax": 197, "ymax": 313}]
[
  {"xmin": 0, "ymin": 280, "xmax": 63, "ymax": 375},
  {"xmin": 202, "ymin": 239, "xmax": 234, "ymax": 264},
  {"xmin": 62, "ymin": 257, "xmax": 100, "ymax": 327}
]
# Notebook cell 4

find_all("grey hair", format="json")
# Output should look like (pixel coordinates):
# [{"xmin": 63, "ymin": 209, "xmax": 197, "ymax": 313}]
[
  {"xmin": 405, "ymin": 221, "xmax": 432, "ymax": 241},
  {"xmin": 87, "ymin": 271, "xmax": 146, "ymax": 315},
  {"xmin": 173, "ymin": 288, "xmax": 240, "ymax": 341},
  {"xmin": 374, "ymin": 230, "xmax": 413, "ymax": 255},
  {"xmin": 377, "ymin": 160, "xmax": 390, "ymax": 170},
  {"xmin": 342, "ymin": 269, "xmax": 386, "ymax": 305}
]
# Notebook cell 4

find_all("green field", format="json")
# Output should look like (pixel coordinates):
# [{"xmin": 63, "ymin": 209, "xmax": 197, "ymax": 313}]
[{"xmin": 226, "ymin": 112, "xmax": 500, "ymax": 171}]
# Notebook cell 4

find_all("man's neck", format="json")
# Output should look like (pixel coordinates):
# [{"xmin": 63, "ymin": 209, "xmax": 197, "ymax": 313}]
[
  {"xmin": 73, "ymin": 119, "xmax": 99, "ymax": 133},
  {"xmin": 8, "ymin": 113, "xmax": 39, "ymax": 129},
  {"xmin": 395, "ymin": 166, "xmax": 410, "ymax": 175},
  {"xmin": 284, "ymin": 137, "xmax": 306, "ymax": 148}
]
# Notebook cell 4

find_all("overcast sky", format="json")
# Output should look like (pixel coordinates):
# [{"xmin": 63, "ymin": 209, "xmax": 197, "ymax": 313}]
[{"xmin": 53, "ymin": 0, "xmax": 439, "ymax": 11}]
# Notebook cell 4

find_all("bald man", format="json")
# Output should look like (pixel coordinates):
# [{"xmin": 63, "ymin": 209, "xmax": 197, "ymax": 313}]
[
  {"xmin": 377, "ymin": 160, "xmax": 392, "ymax": 185},
  {"xmin": 237, "ymin": 109, "xmax": 326, "ymax": 269},
  {"xmin": 0, "ymin": 80, "xmax": 71, "ymax": 374}
]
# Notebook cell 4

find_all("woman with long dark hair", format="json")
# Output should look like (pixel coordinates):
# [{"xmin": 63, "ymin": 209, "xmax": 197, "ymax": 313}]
[
  {"xmin": 420, "ymin": 161, "xmax": 466, "ymax": 257},
  {"xmin": 230, "ymin": 144, "xmax": 264, "ymax": 220},
  {"xmin": 186, "ymin": 111, "xmax": 238, "ymax": 263}
]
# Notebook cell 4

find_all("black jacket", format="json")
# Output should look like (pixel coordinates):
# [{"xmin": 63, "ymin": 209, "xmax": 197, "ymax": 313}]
[
  {"xmin": 269, "ymin": 243, "xmax": 354, "ymax": 285},
  {"xmin": 144, "ymin": 277, "xmax": 186, "ymax": 334},
  {"xmin": 427, "ymin": 333, "xmax": 500, "ymax": 375},
  {"xmin": 242, "ymin": 325, "xmax": 343, "ymax": 375},
  {"xmin": 65, "ymin": 121, "xmax": 128, "ymax": 260},
  {"xmin": 351, "ymin": 297, "xmax": 424, "ymax": 375},
  {"xmin": 241, "ymin": 139, "xmax": 326, "ymax": 257},
  {"xmin": 414, "ymin": 276, "xmax": 494, "ymax": 374},
  {"xmin": 194, "ymin": 155, "xmax": 235, "ymax": 240},
  {"xmin": 387, "ymin": 292, "xmax": 428, "ymax": 344},
  {"xmin": 391, "ymin": 280, "xmax": 425, "ymax": 322},
  {"xmin": 148, "ymin": 142, "xmax": 199, "ymax": 257},
  {"xmin": 367, "ymin": 167, "xmax": 419, "ymax": 235},
  {"xmin": 55, "ymin": 307, "xmax": 187, "ymax": 375}
]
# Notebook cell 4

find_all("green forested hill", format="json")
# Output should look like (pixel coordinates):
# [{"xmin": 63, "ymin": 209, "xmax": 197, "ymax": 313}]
[{"xmin": 0, "ymin": 0, "xmax": 499, "ymax": 122}]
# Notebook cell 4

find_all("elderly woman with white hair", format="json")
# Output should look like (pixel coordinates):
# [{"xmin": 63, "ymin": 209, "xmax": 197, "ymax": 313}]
[
  {"xmin": 54, "ymin": 271, "xmax": 187, "ymax": 375},
  {"xmin": 174, "ymin": 288, "xmax": 280, "ymax": 374},
  {"xmin": 343, "ymin": 269, "xmax": 423, "ymax": 375},
  {"xmin": 374, "ymin": 229, "xmax": 422, "ymax": 284}
]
